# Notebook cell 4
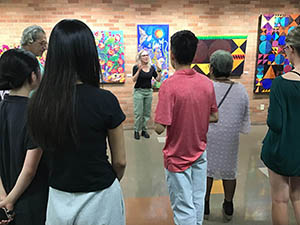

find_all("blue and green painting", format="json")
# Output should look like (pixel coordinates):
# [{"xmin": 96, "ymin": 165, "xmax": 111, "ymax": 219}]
[{"xmin": 137, "ymin": 24, "xmax": 169, "ymax": 89}]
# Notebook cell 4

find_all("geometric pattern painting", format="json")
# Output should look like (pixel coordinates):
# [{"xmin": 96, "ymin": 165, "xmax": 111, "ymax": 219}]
[
  {"xmin": 94, "ymin": 31, "xmax": 125, "ymax": 83},
  {"xmin": 192, "ymin": 36, "xmax": 247, "ymax": 76},
  {"xmin": 137, "ymin": 24, "xmax": 169, "ymax": 89},
  {"xmin": 254, "ymin": 14, "xmax": 300, "ymax": 94}
]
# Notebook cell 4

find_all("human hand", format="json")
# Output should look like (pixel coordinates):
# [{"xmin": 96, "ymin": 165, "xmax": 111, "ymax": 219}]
[
  {"xmin": 0, "ymin": 206, "xmax": 14, "ymax": 225},
  {"xmin": 0, "ymin": 217, "xmax": 13, "ymax": 225},
  {"xmin": 155, "ymin": 60, "xmax": 162, "ymax": 71},
  {"xmin": 137, "ymin": 63, "xmax": 143, "ymax": 70},
  {"xmin": 0, "ymin": 200, "xmax": 14, "ymax": 213}
]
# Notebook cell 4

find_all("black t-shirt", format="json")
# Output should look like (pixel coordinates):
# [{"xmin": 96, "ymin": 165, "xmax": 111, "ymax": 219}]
[
  {"xmin": 0, "ymin": 95, "xmax": 48, "ymax": 224},
  {"xmin": 47, "ymin": 84, "xmax": 126, "ymax": 192},
  {"xmin": 133, "ymin": 65, "xmax": 158, "ymax": 88}
]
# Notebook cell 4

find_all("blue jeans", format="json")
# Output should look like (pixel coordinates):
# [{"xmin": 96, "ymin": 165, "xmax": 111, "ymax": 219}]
[{"xmin": 165, "ymin": 151, "xmax": 207, "ymax": 225}]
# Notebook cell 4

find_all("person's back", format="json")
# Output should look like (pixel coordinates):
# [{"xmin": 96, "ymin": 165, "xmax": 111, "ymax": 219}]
[
  {"xmin": 157, "ymin": 69, "xmax": 216, "ymax": 171},
  {"xmin": 27, "ymin": 19, "xmax": 126, "ymax": 225},
  {"xmin": 209, "ymin": 82, "xmax": 249, "ymax": 133},
  {"xmin": 262, "ymin": 75, "xmax": 300, "ymax": 176},
  {"xmin": 0, "ymin": 49, "xmax": 48, "ymax": 225},
  {"xmin": 48, "ymin": 84, "xmax": 125, "ymax": 192},
  {"xmin": 155, "ymin": 30, "xmax": 218, "ymax": 225}
]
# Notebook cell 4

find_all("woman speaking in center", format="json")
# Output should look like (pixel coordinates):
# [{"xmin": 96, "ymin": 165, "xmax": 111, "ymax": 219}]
[{"xmin": 132, "ymin": 49, "xmax": 162, "ymax": 140}]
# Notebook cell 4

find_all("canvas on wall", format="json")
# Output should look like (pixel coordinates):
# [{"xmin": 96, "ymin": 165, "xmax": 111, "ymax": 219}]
[
  {"xmin": 137, "ymin": 24, "xmax": 169, "ymax": 89},
  {"xmin": 192, "ymin": 36, "xmax": 247, "ymax": 76},
  {"xmin": 94, "ymin": 31, "xmax": 125, "ymax": 83},
  {"xmin": 254, "ymin": 14, "xmax": 300, "ymax": 94},
  {"xmin": 0, "ymin": 44, "xmax": 46, "ymax": 99}
]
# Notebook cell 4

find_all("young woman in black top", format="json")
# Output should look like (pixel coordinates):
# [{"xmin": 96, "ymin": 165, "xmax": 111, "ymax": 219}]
[
  {"xmin": 132, "ymin": 49, "xmax": 162, "ymax": 140},
  {"xmin": 0, "ymin": 49, "xmax": 48, "ymax": 225},
  {"xmin": 27, "ymin": 19, "xmax": 126, "ymax": 225}
]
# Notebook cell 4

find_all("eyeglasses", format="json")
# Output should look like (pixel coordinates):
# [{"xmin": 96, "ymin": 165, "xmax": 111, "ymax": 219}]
[{"xmin": 141, "ymin": 54, "xmax": 149, "ymax": 57}]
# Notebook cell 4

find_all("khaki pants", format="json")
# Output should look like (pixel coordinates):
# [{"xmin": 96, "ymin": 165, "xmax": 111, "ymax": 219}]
[{"xmin": 133, "ymin": 88, "xmax": 153, "ymax": 132}]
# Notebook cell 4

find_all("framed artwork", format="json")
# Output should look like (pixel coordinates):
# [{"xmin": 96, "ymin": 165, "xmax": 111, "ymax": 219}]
[
  {"xmin": 0, "ymin": 44, "xmax": 45, "ymax": 99},
  {"xmin": 192, "ymin": 35, "xmax": 247, "ymax": 76},
  {"xmin": 94, "ymin": 31, "xmax": 125, "ymax": 83},
  {"xmin": 254, "ymin": 14, "xmax": 299, "ymax": 94},
  {"xmin": 0, "ymin": 44, "xmax": 46, "ymax": 66},
  {"xmin": 137, "ymin": 24, "xmax": 169, "ymax": 89}
]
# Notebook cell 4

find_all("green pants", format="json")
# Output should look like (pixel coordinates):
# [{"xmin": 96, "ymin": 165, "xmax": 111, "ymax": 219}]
[{"xmin": 133, "ymin": 88, "xmax": 153, "ymax": 132}]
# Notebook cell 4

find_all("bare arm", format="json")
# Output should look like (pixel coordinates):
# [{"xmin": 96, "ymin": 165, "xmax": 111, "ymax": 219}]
[
  {"xmin": 155, "ymin": 71, "xmax": 162, "ymax": 82},
  {"xmin": 155, "ymin": 123, "xmax": 166, "ymax": 135},
  {"xmin": 108, "ymin": 123, "xmax": 126, "ymax": 181},
  {"xmin": 132, "ymin": 65, "xmax": 142, "ymax": 83},
  {"xmin": 155, "ymin": 61, "xmax": 162, "ymax": 82},
  {"xmin": 0, "ymin": 149, "xmax": 42, "ymax": 211},
  {"xmin": 0, "ymin": 177, "xmax": 7, "ymax": 201},
  {"xmin": 209, "ymin": 111, "xmax": 218, "ymax": 123}
]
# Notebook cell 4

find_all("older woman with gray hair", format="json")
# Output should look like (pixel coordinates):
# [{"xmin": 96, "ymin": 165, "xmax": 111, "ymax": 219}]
[
  {"xmin": 21, "ymin": 25, "xmax": 47, "ymax": 74},
  {"xmin": 204, "ymin": 50, "xmax": 250, "ymax": 221}
]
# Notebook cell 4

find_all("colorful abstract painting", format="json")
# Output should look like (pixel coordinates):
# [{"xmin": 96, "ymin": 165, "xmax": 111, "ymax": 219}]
[
  {"xmin": 254, "ymin": 14, "xmax": 300, "ymax": 94},
  {"xmin": 137, "ymin": 24, "xmax": 169, "ymax": 89},
  {"xmin": 0, "ymin": 44, "xmax": 46, "ymax": 66},
  {"xmin": 192, "ymin": 36, "xmax": 247, "ymax": 76},
  {"xmin": 94, "ymin": 31, "xmax": 125, "ymax": 83},
  {"xmin": 0, "ymin": 44, "xmax": 46, "ymax": 99}
]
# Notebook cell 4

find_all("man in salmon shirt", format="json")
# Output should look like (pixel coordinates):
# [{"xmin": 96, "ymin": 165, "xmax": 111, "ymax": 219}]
[{"xmin": 155, "ymin": 30, "xmax": 218, "ymax": 225}]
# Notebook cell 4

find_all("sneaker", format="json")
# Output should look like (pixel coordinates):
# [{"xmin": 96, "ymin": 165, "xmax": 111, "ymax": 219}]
[
  {"xmin": 141, "ymin": 130, "xmax": 150, "ymax": 138},
  {"xmin": 222, "ymin": 199, "xmax": 233, "ymax": 221},
  {"xmin": 134, "ymin": 131, "xmax": 140, "ymax": 140},
  {"xmin": 204, "ymin": 200, "xmax": 210, "ymax": 220}
]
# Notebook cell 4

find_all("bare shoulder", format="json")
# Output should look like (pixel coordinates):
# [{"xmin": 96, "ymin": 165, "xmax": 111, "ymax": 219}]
[{"xmin": 282, "ymin": 71, "xmax": 300, "ymax": 81}]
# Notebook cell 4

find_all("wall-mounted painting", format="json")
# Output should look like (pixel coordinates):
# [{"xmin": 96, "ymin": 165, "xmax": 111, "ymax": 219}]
[
  {"xmin": 94, "ymin": 31, "xmax": 125, "ymax": 83},
  {"xmin": 0, "ymin": 44, "xmax": 45, "ymax": 99},
  {"xmin": 137, "ymin": 24, "xmax": 169, "ymax": 89},
  {"xmin": 192, "ymin": 36, "xmax": 247, "ymax": 76},
  {"xmin": 0, "ymin": 44, "xmax": 46, "ymax": 67},
  {"xmin": 254, "ymin": 14, "xmax": 299, "ymax": 94}
]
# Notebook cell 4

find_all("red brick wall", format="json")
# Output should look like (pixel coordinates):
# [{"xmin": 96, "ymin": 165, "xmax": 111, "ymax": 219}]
[{"xmin": 1, "ymin": 0, "xmax": 299, "ymax": 128}]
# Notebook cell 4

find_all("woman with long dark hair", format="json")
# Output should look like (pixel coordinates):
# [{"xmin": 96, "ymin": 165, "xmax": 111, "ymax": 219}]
[
  {"xmin": 0, "ymin": 49, "xmax": 48, "ymax": 225},
  {"xmin": 28, "ymin": 19, "xmax": 126, "ymax": 225}
]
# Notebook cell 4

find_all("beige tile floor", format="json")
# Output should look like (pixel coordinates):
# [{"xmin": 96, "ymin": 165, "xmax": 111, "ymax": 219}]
[{"xmin": 120, "ymin": 125, "xmax": 296, "ymax": 225}]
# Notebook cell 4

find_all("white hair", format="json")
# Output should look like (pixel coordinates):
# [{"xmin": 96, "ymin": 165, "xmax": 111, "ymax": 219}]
[{"xmin": 20, "ymin": 25, "xmax": 45, "ymax": 46}]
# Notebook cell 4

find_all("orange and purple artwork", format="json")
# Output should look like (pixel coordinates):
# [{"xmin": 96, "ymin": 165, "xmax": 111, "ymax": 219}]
[
  {"xmin": 94, "ymin": 31, "xmax": 125, "ymax": 84},
  {"xmin": 254, "ymin": 14, "xmax": 300, "ymax": 94}
]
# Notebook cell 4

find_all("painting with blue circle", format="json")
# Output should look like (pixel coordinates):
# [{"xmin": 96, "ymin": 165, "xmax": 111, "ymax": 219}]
[
  {"xmin": 254, "ymin": 14, "xmax": 300, "ymax": 94},
  {"xmin": 137, "ymin": 24, "xmax": 169, "ymax": 88}
]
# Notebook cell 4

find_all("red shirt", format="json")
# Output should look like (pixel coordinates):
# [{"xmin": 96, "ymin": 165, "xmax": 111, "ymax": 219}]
[{"xmin": 155, "ymin": 69, "xmax": 218, "ymax": 172}]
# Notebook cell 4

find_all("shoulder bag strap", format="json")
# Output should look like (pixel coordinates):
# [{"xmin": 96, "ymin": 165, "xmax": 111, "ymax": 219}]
[{"xmin": 218, "ymin": 82, "xmax": 234, "ymax": 108}]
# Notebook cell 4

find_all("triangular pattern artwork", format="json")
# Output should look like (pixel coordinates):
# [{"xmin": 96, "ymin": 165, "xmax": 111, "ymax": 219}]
[
  {"xmin": 192, "ymin": 36, "xmax": 247, "ymax": 76},
  {"xmin": 254, "ymin": 14, "xmax": 300, "ymax": 94}
]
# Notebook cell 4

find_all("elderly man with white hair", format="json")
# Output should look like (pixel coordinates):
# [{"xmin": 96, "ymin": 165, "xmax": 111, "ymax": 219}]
[{"xmin": 21, "ymin": 25, "xmax": 47, "ymax": 74}]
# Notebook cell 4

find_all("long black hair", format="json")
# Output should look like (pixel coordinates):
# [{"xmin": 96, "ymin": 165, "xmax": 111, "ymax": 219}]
[
  {"xmin": 0, "ymin": 48, "xmax": 39, "ymax": 90},
  {"xmin": 28, "ymin": 19, "xmax": 101, "ymax": 150}
]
